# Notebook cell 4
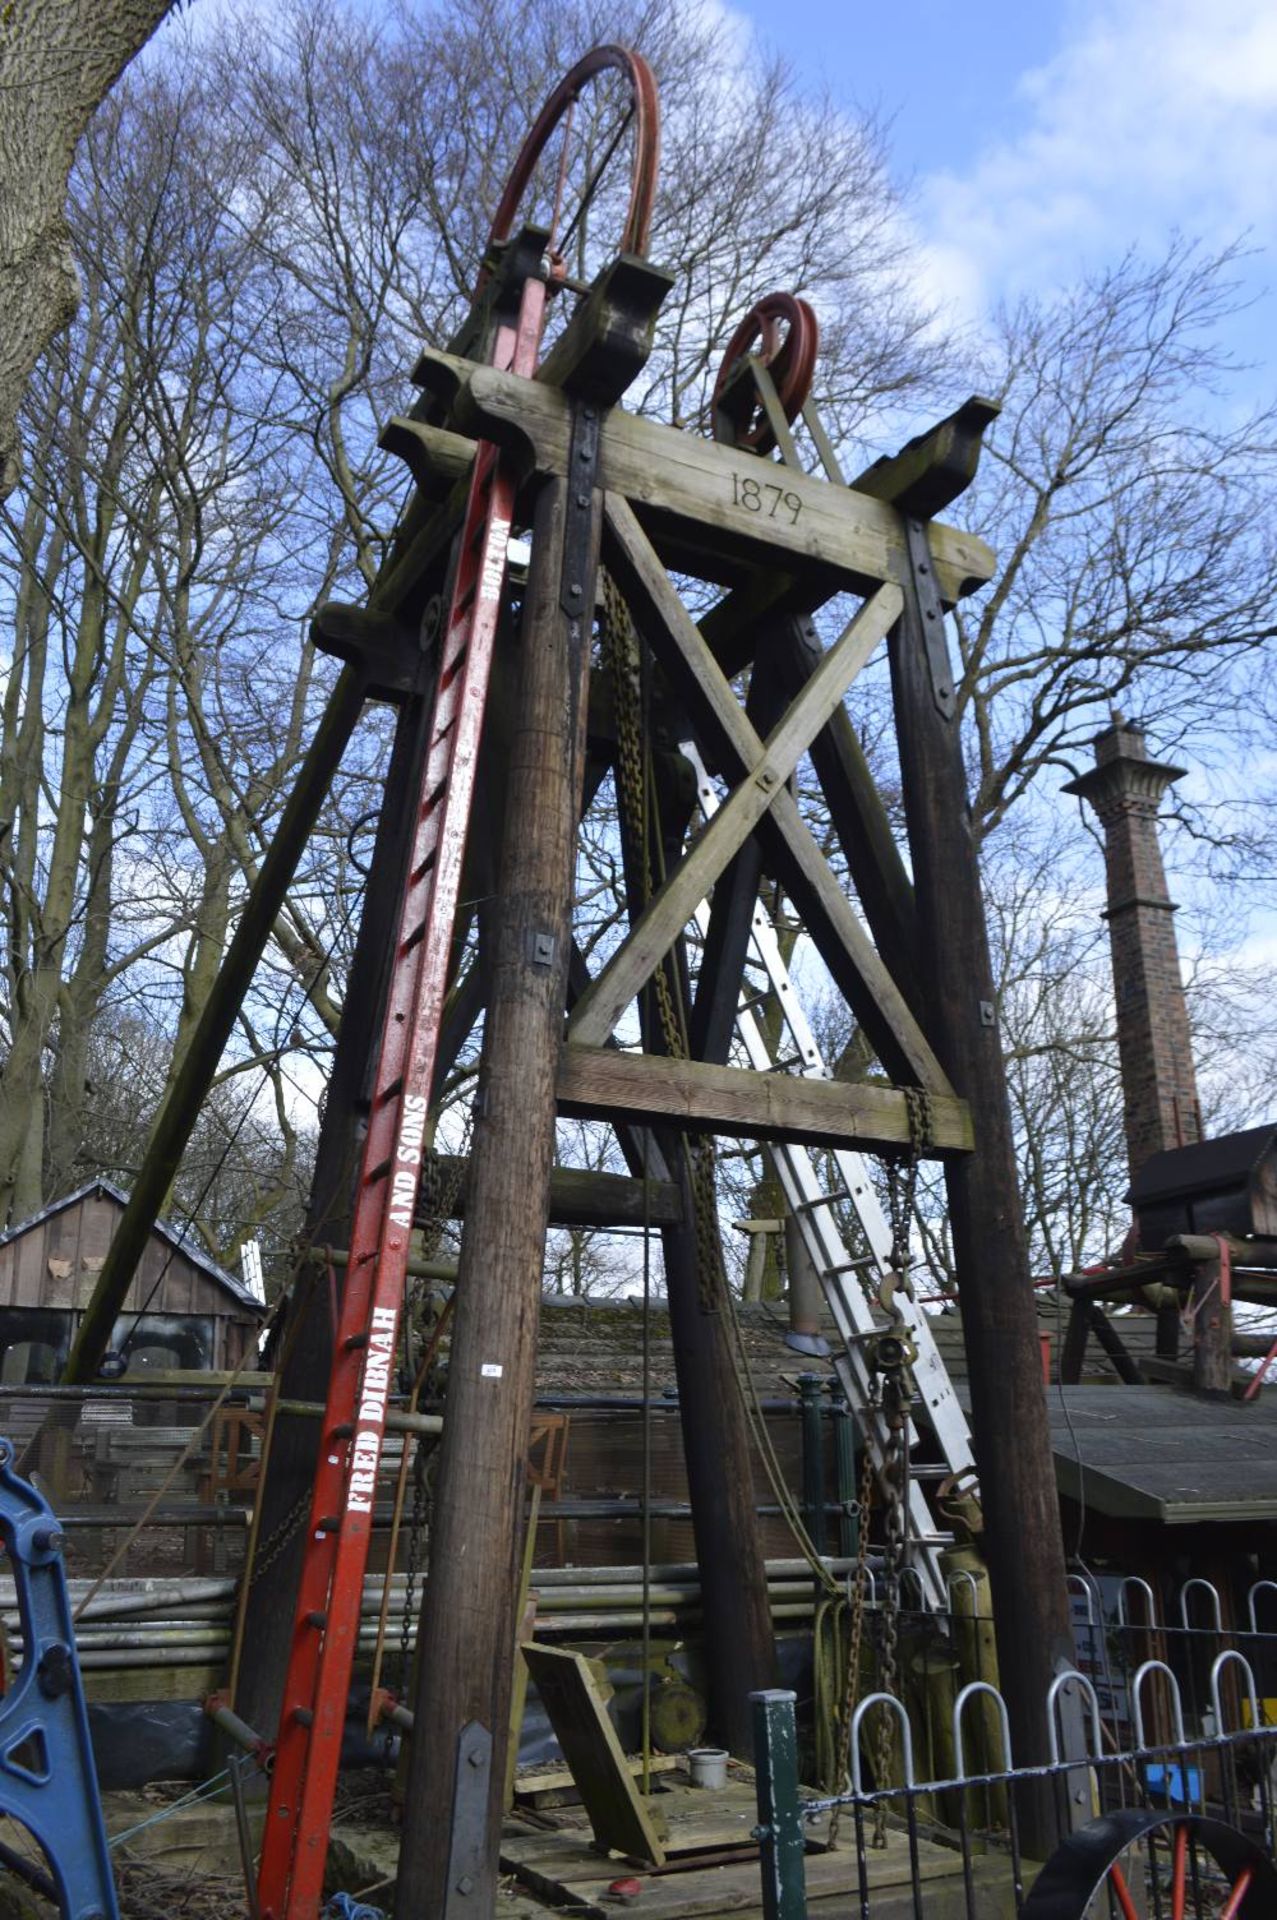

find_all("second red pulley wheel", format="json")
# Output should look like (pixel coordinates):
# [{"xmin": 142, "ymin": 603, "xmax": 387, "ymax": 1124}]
[{"xmin": 711, "ymin": 291, "xmax": 819, "ymax": 453}]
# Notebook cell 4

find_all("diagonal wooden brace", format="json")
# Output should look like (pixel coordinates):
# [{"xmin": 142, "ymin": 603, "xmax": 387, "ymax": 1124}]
[
  {"xmin": 601, "ymin": 493, "xmax": 955, "ymax": 1098},
  {"xmin": 569, "ymin": 581, "xmax": 902, "ymax": 1047}
]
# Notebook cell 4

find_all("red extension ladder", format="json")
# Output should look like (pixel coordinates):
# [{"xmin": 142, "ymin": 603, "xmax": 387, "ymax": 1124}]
[{"xmin": 255, "ymin": 274, "xmax": 547, "ymax": 1920}]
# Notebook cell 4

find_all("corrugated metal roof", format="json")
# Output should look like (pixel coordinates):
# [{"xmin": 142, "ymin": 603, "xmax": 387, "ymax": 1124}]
[
  {"xmin": 1043, "ymin": 1386, "xmax": 1277, "ymax": 1524},
  {"xmin": 0, "ymin": 1180, "xmax": 265, "ymax": 1314}
]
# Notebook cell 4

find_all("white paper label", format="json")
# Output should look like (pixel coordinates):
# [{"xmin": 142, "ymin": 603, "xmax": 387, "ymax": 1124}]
[{"xmin": 480, "ymin": 1362, "xmax": 503, "ymax": 1378}]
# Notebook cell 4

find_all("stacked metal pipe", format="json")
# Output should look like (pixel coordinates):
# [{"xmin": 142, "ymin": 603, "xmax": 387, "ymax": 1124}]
[{"xmin": 0, "ymin": 1558, "xmax": 859, "ymax": 1670}]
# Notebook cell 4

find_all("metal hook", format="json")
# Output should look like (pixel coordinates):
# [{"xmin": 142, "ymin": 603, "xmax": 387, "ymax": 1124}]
[
  {"xmin": 1210, "ymin": 1650, "xmax": 1262, "ymax": 1737},
  {"xmin": 1066, "ymin": 1571, "xmax": 1096, "ymax": 1624},
  {"xmin": 946, "ymin": 1569, "xmax": 980, "ymax": 1610},
  {"xmin": 953, "ymin": 1681, "xmax": 1014, "ymax": 1777},
  {"xmin": 850, "ymin": 1692, "xmax": 915, "ymax": 1793},
  {"xmin": 1117, "ymin": 1576, "xmax": 1158, "ymax": 1630},
  {"xmin": 1178, "ymin": 1577, "xmax": 1223, "ymax": 1634},
  {"xmin": 1047, "ymin": 1670, "xmax": 1104, "ymax": 1766},
  {"xmin": 1132, "ymin": 1660, "xmax": 1186, "ymax": 1749},
  {"xmin": 1247, "ymin": 1579, "xmax": 1277, "ymax": 1635}
]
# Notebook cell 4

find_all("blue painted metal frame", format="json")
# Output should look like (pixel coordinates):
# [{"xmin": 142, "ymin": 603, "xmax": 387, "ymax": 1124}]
[{"xmin": 0, "ymin": 1438, "xmax": 118, "ymax": 1918}]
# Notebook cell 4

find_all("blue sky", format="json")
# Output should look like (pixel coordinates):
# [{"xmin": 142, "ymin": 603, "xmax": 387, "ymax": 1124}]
[{"xmin": 731, "ymin": 0, "xmax": 1277, "ymax": 369}]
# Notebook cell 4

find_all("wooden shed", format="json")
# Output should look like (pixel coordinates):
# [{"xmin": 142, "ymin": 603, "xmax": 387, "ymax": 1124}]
[{"xmin": 0, "ymin": 1180, "xmax": 265, "ymax": 1383}]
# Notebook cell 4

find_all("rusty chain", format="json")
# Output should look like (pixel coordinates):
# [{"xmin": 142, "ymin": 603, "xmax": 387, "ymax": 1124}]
[{"xmin": 601, "ymin": 572, "xmax": 726, "ymax": 1312}]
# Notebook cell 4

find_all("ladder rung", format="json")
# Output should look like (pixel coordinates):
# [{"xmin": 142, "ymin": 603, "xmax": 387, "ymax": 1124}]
[
  {"xmin": 364, "ymin": 1159, "xmax": 392, "ymax": 1185},
  {"xmin": 824, "ymin": 1257, "xmax": 877, "ymax": 1276},
  {"xmin": 378, "ymin": 1076, "xmax": 404, "ymax": 1105}
]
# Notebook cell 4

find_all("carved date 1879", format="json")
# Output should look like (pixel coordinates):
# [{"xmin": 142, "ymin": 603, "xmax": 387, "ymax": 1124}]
[{"xmin": 731, "ymin": 472, "xmax": 803, "ymax": 525}]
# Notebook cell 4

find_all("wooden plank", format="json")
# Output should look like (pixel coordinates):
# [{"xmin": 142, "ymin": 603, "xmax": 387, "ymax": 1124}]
[
  {"xmin": 514, "ymin": 1754, "xmax": 680, "ymax": 1804},
  {"xmin": 432, "ymin": 358, "xmax": 996, "ymax": 606},
  {"xmin": 889, "ymin": 499, "xmax": 1071, "ymax": 1853},
  {"xmin": 557, "ymin": 1046, "xmax": 972, "ymax": 1155},
  {"xmin": 500, "ymin": 1818, "xmax": 993, "ymax": 1915},
  {"xmin": 398, "ymin": 466, "xmax": 607, "ymax": 1912},
  {"xmin": 520, "ymin": 1644, "xmax": 667, "ymax": 1866},
  {"xmin": 569, "ymin": 585, "xmax": 901, "ymax": 1048},
  {"xmin": 852, "ymin": 396, "xmax": 1000, "ymax": 519},
  {"xmin": 601, "ymin": 495, "xmax": 955, "ymax": 1099}
]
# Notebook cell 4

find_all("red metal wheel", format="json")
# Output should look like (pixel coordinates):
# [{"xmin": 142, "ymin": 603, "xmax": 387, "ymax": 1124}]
[
  {"xmin": 483, "ymin": 44, "xmax": 660, "ymax": 290},
  {"xmin": 1022, "ymin": 1808, "xmax": 1276, "ymax": 1918},
  {"xmin": 711, "ymin": 291, "xmax": 819, "ymax": 453}
]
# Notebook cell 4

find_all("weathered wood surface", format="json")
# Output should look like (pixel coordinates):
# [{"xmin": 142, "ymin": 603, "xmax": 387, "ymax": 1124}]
[
  {"xmin": 556, "ymin": 1046, "xmax": 971, "ymax": 1155},
  {"xmin": 500, "ymin": 1779, "xmax": 1013, "ymax": 1915},
  {"xmin": 601, "ymin": 495, "xmax": 955, "ymax": 1098},
  {"xmin": 414, "ymin": 353, "xmax": 996, "ymax": 604},
  {"xmin": 888, "ymin": 503, "xmax": 1072, "ymax": 1852},
  {"xmin": 397, "ymin": 462, "xmax": 601, "ymax": 1911},
  {"xmin": 568, "ymin": 584, "xmax": 901, "ymax": 1049},
  {"xmin": 519, "ymin": 1645, "xmax": 667, "ymax": 1865},
  {"xmin": 852, "ymin": 396, "xmax": 1001, "ymax": 519}
]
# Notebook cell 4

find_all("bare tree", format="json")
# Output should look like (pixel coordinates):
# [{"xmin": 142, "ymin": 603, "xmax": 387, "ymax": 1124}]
[
  {"xmin": 0, "ymin": 0, "xmax": 176, "ymax": 498},
  {"xmin": 952, "ymin": 240, "xmax": 1277, "ymax": 839}
]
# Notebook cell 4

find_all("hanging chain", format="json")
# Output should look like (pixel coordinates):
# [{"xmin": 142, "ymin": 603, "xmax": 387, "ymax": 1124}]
[
  {"xmin": 873, "ymin": 1365, "xmax": 911, "ymax": 1846},
  {"xmin": 866, "ymin": 1083, "xmax": 931, "ymax": 1841},
  {"xmin": 601, "ymin": 572, "xmax": 726, "ymax": 1313},
  {"xmin": 399, "ymin": 1442, "xmax": 429, "ymax": 1684},
  {"xmin": 247, "ymin": 1483, "xmax": 312, "ymax": 1590},
  {"xmin": 826, "ymin": 1415, "xmax": 878, "ymax": 1846}
]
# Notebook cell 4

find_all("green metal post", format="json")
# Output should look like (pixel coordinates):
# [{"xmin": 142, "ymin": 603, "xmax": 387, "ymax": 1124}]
[
  {"xmin": 751, "ymin": 1688, "xmax": 807, "ymax": 1920},
  {"xmin": 830, "ymin": 1384, "xmax": 859, "ymax": 1560}
]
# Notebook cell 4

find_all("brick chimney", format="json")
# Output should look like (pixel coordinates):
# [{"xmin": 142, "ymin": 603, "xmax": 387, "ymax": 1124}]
[{"xmin": 1063, "ymin": 716, "xmax": 1203, "ymax": 1179}]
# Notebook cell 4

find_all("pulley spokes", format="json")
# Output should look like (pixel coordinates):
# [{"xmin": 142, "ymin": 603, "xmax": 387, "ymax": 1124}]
[{"xmin": 483, "ymin": 44, "xmax": 660, "ymax": 293}]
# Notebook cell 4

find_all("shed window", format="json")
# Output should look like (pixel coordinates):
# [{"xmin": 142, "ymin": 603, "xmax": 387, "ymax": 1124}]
[{"xmin": 1, "ymin": 1341, "xmax": 59, "ymax": 1385}]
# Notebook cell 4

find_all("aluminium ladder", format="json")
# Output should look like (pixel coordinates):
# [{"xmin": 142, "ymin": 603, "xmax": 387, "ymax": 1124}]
[
  {"xmin": 684, "ymin": 742, "xmax": 977, "ymax": 1611},
  {"xmin": 255, "ymin": 274, "xmax": 547, "ymax": 1920}
]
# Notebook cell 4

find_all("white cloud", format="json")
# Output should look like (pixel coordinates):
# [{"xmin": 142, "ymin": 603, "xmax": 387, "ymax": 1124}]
[{"xmin": 917, "ymin": 0, "xmax": 1277, "ymax": 320}]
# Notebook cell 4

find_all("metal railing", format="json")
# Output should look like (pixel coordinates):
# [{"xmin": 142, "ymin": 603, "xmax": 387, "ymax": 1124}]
[{"xmin": 752, "ymin": 1577, "xmax": 1277, "ymax": 1918}]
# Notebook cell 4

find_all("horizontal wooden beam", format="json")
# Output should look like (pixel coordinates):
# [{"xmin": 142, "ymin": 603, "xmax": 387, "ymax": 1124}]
[
  {"xmin": 852, "ymin": 396, "xmax": 1000, "ymax": 519},
  {"xmin": 415, "ymin": 353, "xmax": 996, "ymax": 607},
  {"xmin": 416, "ymin": 1155, "xmax": 684, "ymax": 1230},
  {"xmin": 556, "ymin": 1045, "xmax": 972, "ymax": 1156}
]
